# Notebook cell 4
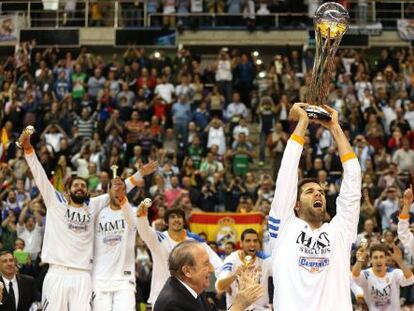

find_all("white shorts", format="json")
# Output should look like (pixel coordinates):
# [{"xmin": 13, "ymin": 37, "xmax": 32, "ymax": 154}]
[
  {"xmin": 42, "ymin": 265, "xmax": 92, "ymax": 311},
  {"xmin": 93, "ymin": 288, "xmax": 135, "ymax": 311}
]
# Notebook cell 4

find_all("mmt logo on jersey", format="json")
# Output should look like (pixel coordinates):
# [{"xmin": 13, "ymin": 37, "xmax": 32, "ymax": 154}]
[
  {"xmin": 65, "ymin": 209, "xmax": 91, "ymax": 232},
  {"xmin": 98, "ymin": 219, "xmax": 126, "ymax": 245},
  {"xmin": 298, "ymin": 256, "xmax": 330, "ymax": 273}
]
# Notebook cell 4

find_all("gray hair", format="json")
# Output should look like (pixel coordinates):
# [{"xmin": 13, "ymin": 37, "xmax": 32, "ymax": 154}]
[{"xmin": 168, "ymin": 240, "xmax": 200, "ymax": 278}]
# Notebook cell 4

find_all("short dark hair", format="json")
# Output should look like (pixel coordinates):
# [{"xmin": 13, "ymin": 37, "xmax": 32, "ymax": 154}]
[
  {"xmin": 65, "ymin": 176, "xmax": 88, "ymax": 191},
  {"xmin": 15, "ymin": 238, "xmax": 25, "ymax": 247},
  {"xmin": 0, "ymin": 250, "xmax": 13, "ymax": 257},
  {"xmin": 369, "ymin": 243, "xmax": 389, "ymax": 257},
  {"xmin": 164, "ymin": 207, "xmax": 186, "ymax": 224},
  {"xmin": 225, "ymin": 241, "xmax": 236, "ymax": 249},
  {"xmin": 168, "ymin": 240, "xmax": 199, "ymax": 278},
  {"xmin": 297, "ymin": 178, "xmax": 321, "ymax": 201},
  {"xmin": 241, "ymin": 228, "xmax": 259, "ymax": 241}
]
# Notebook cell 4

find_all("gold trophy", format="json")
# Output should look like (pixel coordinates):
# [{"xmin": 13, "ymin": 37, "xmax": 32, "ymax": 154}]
[
  {"xmin": 110, "ymin": 165, "xmax": 119, "ymax": 178},
  {"xmin": 16, "ymin": 125, "xmax": 35, "ymax": 149},
  {"xmin": 244, "ymin": 255, "xmax": 253, "ymax": 267},
  {"xmin": 305, "ymin": 2, "xmax": 349, "ymax": 120},
  {"xmin": 360, "ymin": 238, "xmax": 368, "ymax": 250}
]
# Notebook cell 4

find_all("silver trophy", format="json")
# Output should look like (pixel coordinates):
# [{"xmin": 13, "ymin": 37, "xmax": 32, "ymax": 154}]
[
  {"xmin": 305, "ymin": 2, "xmax": 349, "ymax": 120},
  {"xmin": 16, "ymin": 125, "xmax": 35, "ymax": 149}
]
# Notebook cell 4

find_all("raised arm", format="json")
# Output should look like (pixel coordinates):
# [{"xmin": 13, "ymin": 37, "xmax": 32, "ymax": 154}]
[
  {"xmin": 398, "ymin": 186, "xmax": 414, "ymax": 256},
  {"xmin": 20, "ymin": 132, "xmax": 56, "ymax": 205},
  {"xmin": 391, "ymin": 244, "xmax": 413, "ymax": 281},
  {"xmin": 269, "ymin": 103, "xmax": 309, "ymax": 248},
  {"xmin": 91, "ymin": 161, "xmax": 159, "ymax": 207},
  {"xmin": 136, "ymin": 201, "xmax": 162, "ymax": 254},
  {"xmin": 352, "ymin": 247, "xmax": 367, "ymax": 278},
  {"xmin": 125, "ymin": 160, "xmax": 158, "ymax": 193},
  {"xmin": 323, "ymin": 105, "xmax": 361, "ymax": 245}
]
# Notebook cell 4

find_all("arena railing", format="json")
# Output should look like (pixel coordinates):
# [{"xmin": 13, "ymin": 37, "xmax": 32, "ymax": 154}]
[{"xmin": 0, "ymin": 0, "xmax": 412, "ymax": 29}]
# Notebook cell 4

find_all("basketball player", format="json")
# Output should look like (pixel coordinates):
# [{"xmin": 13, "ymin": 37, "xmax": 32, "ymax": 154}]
[{"xmin": 269, "ymin": 103, "xmax": 361, "ymax": 310}]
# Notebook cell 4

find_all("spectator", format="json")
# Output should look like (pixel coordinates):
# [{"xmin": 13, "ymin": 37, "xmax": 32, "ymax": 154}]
[
  {"xmin": 17, "ymin": 203, "xmax": 43, "ymax": 261},
  {"xmin": 376, "ymin": 186, "xmax": 400, "ymax": 231},
  {"xmin": 392, "ymin": 138, "xmax": 414, "ymax": 174},
  {"xmin": 206, "ymin": 118, "xmax": 226, "ymax": 156}
]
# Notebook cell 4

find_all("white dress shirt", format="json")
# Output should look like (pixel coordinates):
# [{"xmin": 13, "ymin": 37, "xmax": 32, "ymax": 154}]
[{"xmin": 177, "ymin": 278, "xmax": 198, "ymax": 299}]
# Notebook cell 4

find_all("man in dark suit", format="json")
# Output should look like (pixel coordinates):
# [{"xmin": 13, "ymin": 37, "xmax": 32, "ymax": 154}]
[
  {"xmin": 154, "ymin": 240, "xmax": 264, "ymax": 311},
  {"xmin": 0, "ymin": 250, "xmax": 37, "ymax": 311}
]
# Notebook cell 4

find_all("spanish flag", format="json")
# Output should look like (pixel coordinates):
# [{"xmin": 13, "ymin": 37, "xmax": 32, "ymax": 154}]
[{"xmin": 189, "ymin": 212, "xmax": 263, "ymax": 250}]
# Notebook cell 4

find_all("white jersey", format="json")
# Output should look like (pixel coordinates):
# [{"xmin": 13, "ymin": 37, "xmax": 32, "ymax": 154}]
[
  {"xmin": 25, "ymin": 150, "xmax": 109, "ymax": 271},
  {"xmin": 353, "ymin": 268, "xmax": 414, "ymax": 310},
  {"xmin": 92, "ymin": 203, "xmax": 137, "ymax": 292},
  {"xmin": 397, "ymin": 217, "xmax": 414, "ymax": 256},
  {"xmin": 269, "ymin": 138, "xmax": 361, "ymax": 311},
  {"xmin": 217, "ymin": 250, "xmax": 272, "ymax": 310},
  {"xmin": 136, "ymin": 215, "xmax": 223, "ymax": 304}
]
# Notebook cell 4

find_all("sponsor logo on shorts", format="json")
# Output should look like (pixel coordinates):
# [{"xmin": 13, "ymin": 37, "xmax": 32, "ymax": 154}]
[
  {"xmin": 298, "ymin": 256, "xmax": 329, "ymax": 273},
  {"xmin": 124, "ymin": 271, "xmax": 131, "ymax": 275}
]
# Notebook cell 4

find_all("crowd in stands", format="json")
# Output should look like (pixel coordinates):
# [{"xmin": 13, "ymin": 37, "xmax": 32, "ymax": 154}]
[{"xmin": 2, "ymin": 40, "xmax": 414, "ymax": 309}]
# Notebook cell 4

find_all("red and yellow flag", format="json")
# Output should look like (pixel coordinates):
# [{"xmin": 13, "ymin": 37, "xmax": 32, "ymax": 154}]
[{"xmin": 189, "ymin": 212, "xmax": 263, "ymax": 250}]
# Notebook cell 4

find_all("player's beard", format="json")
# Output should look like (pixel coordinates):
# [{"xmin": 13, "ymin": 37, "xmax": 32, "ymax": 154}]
[{"xmin": 70, "ymin": 191, "xmax": 88, "ymax": 204}]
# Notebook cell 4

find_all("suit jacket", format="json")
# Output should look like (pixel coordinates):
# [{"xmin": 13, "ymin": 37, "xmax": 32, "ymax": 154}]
[
  {"xmin": 154, "ymin": 277, "xmax": 213, "ymax": 311},
  {"xmin": 0, "ymin": 274, "xmax": 37, "ymax": 311}
]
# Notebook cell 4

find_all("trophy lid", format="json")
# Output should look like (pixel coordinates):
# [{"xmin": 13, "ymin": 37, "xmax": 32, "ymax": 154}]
[{"xmin": 314, "ymin": 2, "xmax": 349, "ymax": 39}]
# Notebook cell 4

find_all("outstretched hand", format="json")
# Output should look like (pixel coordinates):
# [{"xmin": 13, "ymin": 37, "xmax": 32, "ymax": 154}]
[
  {"xmin": 310, "ymin": 105, "xmax": 339, "ymax": 130},
  {"xmin": 390, "ymin": 244, "xmax": 403, "ymax": 265},
  {"xmin": 232, "ymin": 267, "xmax": 264, "ymax": 310},
  {"xmin": 18, "ymin": 131, "xmax": 33, "ymax": 152},
  {"xmin": 288, "ymin": 103, "xmax": 309, "ymax": 122},
  {"xmin": 139, "ymin": 160, "xmax": 159, "ymax": 177},
  {"xmin": 403, "ymin": 185, "xmax": 413, "ymax": 207}
]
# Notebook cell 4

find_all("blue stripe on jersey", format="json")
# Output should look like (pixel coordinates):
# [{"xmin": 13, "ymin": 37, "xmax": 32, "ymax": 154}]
[
  {"xmin": 270, "ymin": 232, "xmax": 278, "ymax": 238},
  {"xmin": 222, "ymin": 263, "xmax": 233, "ymax": 268},
  {"xmin": 269, "ymin": 216, "xmax": 281, "ymax": 224},
  {"xmin": 187, "ymin": 230, "xmax": 205, "ymax": 242},
  {"xmin": 256, "ymin": 251, "xmax": 270, "ymax": 259},
  {"xmin": 221, "ymin": 266, "xmax": 232, "ymax": 272},
  {"xmin": 268, "ymin": 224, "xmax": 279, "ymax": 232},
  {"xmin": 363, "ymin": 270, "xmax": 369, "ymax": 280},
  {"xmin": 156, "ymin": 232, "xmax": 166, "ymax": 243},
  {"xmin": 55, "ymin": 191, "xmax": 63, "ymax": 203}
]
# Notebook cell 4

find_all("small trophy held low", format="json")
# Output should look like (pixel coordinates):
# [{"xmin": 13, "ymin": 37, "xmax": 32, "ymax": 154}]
[
  {"xmin": 305, "ymin": 2, "xmax": 349, "ymax": 120},
  {"xmin": 16, "ymin": 125, "xmax": 35, "ymax": 149},
  {"xmin": 244, "ymin": 255, "xmax": 253, "ymax": 267},
  {"xmin": 360, "ymin": 238, "xmax": 368, "ymax": 250}
]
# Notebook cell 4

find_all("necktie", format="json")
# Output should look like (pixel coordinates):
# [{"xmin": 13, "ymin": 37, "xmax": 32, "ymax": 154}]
[
  {"xmin": 9, "ymin": 281, "xmax": 16, "ymax": 311},
  {"xmin": 197, "ymin": 295, "xmax": 206, "ymax": 311}
]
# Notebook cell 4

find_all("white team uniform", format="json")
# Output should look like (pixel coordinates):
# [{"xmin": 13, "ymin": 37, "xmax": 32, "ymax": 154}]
[
  {"xmin": 216, "ymin": 250, "xmax": 272, "ymax": 310},
  {"xmin": 25, "ymin": 150, "xmax": 109, "ymax": 311},
  {"xmin": 353, "ymin": 268, "xmax": 414, "ymax": 310},
  {"xmin": 136, "ymin": 215, "xmax": 223, "ymax": 305},
  {"xmin": 269, "ymin": 137, "xmax": 361, "ymax": 311},
  {"xmin": 398, "ymin": 217, "xmax": 414, "ymax": 256},
  {"xmin": 92, "ymin": 203, "xmax": 137, "ymax": 311},
  {"xmin": 25, "ymin": 150, "xmax": 139, "ymax": 311}
]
